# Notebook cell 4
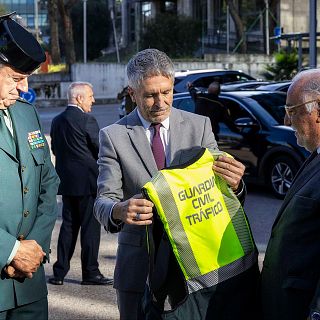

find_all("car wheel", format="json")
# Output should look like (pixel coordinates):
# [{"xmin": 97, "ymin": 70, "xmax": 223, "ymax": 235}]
[{"xmin": 268, "ymin": 156, "xmax": 299, "ymax": 199}]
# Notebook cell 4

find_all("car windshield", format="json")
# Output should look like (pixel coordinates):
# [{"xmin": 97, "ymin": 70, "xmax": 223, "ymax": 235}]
[{"xmin": 247, "ymin": 93, "xmax": 286, "ymax": 124}]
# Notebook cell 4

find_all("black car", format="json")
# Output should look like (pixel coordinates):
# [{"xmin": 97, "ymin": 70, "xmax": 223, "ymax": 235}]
[
  {"xmin": 173, "ymin": 91, "xmax": 309, "ymax": 198},
  {"xmin": 255, "ymin": 80, "xmax": 292, "ymax": 93},
  {"xmin": 221, "ymin": 80, "xmax": 271, "ymax": 91},
  {"xmin": 174, "ymin": 69, "xmax": 256, "ymax": 93}
]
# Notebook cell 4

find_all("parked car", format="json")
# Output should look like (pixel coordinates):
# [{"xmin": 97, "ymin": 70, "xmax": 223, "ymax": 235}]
[
  {"xmin": 255, "ymin": 80, "xmax": 292, "ymax": 93},
  {"xmin": 172, "ymin": 90, "xmax": 309, "ymax": 198},
  {"xmin": 174, "ymin": 69, "xmax": 256, "ymax": 93}
]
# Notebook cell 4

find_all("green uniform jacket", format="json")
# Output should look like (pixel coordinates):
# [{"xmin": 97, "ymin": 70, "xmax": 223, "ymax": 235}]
[{"xmin": 0, "ymin": 99, "xmax": 59, "ymax": 311}]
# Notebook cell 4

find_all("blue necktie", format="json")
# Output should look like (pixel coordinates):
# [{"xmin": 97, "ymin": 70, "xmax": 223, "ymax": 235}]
[{"xmin": 151, "ymin": 123, "xmax": 165, "ymax": 170}]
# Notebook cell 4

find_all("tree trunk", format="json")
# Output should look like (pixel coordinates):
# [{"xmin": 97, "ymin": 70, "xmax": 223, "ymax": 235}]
[
  {"xmin": 226, "ymin": 0, "xmax": 247, "ymax": 53},
  {"xmin": 48, "ymin": 0, "xmax": 61, "ymax": 64},
  {"xmin": 57, "ymin": 0, "xmax": 79, "ymax": 66}
]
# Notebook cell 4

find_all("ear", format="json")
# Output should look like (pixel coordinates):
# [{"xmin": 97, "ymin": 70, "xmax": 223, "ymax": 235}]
[
  {"xmin": 75, "ymin": 94, "xmax": 83, "ymax": 105},
  {"xmin": 127, "ymin": 87, "xmax": 136, "ymax": 103}
]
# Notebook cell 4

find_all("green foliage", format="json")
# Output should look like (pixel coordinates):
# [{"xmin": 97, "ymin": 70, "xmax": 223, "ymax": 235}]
[
  {"xmin": 140, "ymin": 14, "xmax": 201, "ymax": 58},
  {"xmin": 263, "ymin": 49, "xmax": 299, "ymax": 81},
  {"xmin": 0, "ymin": 4, "xmax": 7, "ymax": 16},
  {"xmin": 71, "ymin": 0, "xmax": 111, "ymax": 61}
]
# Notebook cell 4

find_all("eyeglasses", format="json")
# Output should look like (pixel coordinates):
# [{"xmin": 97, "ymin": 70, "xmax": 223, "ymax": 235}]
[{"xmin": 285, "ymin": 99, "xmax": 319, "ymax": 117}]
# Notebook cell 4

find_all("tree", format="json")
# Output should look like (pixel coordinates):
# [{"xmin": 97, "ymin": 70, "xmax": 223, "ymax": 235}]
[
  {"xmin": 226, "ymin": 0, "xmax": 247, "ymax": 53},
  {"xmin": 262, "ymin": 49, "xmax": 299, "ymax": 81},
  {"xmin": 47, "ymin": 0, "xmax": 61, "ymax": 64},
  {"xmin": 71, "ymin": 0, "xmax": 111, "ymax": 61},
  {"xmin": 57, "ymin": 0, "xmax": 79, "ymax": 66},
  {"xmin": 140, "ymin": 14, "xmax": 201, "ymax": 58}
]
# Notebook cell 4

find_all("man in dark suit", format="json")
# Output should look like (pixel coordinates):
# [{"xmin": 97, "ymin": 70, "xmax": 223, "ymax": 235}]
[
  {"xmin": 261, "ymin": 69, "xmax": 320, "ymax": 320},
  {"xmin": 94, "ymin": 49, "xmax": 259, "ymax": 319},
  {"xmin": 49, "ymin": 82, "xmax": 112, "ymax": 286},
  {"xmin": 188, "ymin": 81, "xmax": 238, "ymax": 139},
  {"xmin": 0, "ymin": 13, "xmax": 59, "ymax": 319}
]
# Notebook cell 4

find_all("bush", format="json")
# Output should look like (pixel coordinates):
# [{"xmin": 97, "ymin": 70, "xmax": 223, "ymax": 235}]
[
  {"xmin": 262, "ymin": 49, "xmax": 299, "ymax": 81},
  {"xmin": 140, "ymin": 14, "xmax": 201, "ymax": 58}
]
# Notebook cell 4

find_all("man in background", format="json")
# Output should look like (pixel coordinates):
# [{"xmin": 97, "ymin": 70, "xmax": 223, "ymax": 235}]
[
  {"xmin": 0, "ymin": 12, "xmax": 59, "ymax": 319},
  {"xmin": 188, "ymin": 81, "xmax": 238, "ymax": 138},
  {"xmin": 49, "ymin": 82, "xmax": 113, "ymax": 286}
]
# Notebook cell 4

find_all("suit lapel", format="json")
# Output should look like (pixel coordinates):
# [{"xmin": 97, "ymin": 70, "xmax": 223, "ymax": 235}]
[
  {"xmin": 169, "ymin": 108, "xmax": 183, "ymax": 166},
  {"xmin": 0, "ymin": 108, "xmax": 18, "ymax": 161},
  {"xmin": 272, "ymin": 153, "xmax": 320, "ymax": 228},
  {"xmin": 126, "ymin": 110, "xmax": 158, "ymax": 176}
]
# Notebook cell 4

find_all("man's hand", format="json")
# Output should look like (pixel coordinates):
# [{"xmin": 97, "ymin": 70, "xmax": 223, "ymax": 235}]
[
  {"xmin": 112, "ymin": 194, "xmax": 154, "ymax": 225},
  {"xmin": 4, "ymin": 265, "xmax": 26, "ymax": 279},
  {"xmin": 11, "ymin": 240, "xmax": 46, "ymax": 279},
  {"xmin": 213, "ymin": 155, "xmax": 245, "ymax": 191}
]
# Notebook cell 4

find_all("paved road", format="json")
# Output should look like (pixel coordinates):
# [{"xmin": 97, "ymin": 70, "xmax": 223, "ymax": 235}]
[{"xmin": 38, "ymin": 104, "xmax": 283, "ymax": 319}]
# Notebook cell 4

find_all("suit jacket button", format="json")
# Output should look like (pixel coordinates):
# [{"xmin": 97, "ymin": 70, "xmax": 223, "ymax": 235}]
[
  {"xmin": 17, "ymin": 235, "xmax": 25, "ymax": 240},
  {"xmin": 23, "ymin": 210, "xmax": 30, "ymax": 217},
  {"xmin": 23, "ymin": 187, "xmax": 29, "ymax": 194}
]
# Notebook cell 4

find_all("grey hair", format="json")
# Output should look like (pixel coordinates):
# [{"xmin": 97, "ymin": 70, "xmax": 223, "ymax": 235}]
[
  {"xmin": 67, "ymin": 81, "xmax": 93, "ymax": 101},
  {"xmin": 291, "ymin": 69, "xmax": 320, "ymax": 113},
  {"xmin": 126, "ymin": 49, "xmax": 175, "ymax": 89}
]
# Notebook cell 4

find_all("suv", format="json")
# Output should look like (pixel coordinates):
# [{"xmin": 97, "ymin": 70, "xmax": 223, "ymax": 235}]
[
  {"xmin": 174, "ymin": 69, "xmax": 256, "ymax": 93},
  {"xmin": 173, "ymin": 91, "xmax": 309, "ymax": 198}
]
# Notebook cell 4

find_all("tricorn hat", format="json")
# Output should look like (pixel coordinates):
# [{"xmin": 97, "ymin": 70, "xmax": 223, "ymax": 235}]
[{"xmin": 0, "ymin": 12, "xmax": 46, "ymax": 73}]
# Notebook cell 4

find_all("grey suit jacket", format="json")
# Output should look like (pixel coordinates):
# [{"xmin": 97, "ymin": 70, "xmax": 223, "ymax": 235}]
[
  {"xmin": 94, "ymin": 107, "xmax": 218, "ymax": 292},
  {"xmin": 261, "ymin": 153, "xmax": 320, "ymax": 319}
]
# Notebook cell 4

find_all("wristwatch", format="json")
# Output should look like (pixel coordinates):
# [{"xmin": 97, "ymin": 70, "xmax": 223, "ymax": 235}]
[{"xmin": 311, "ymin": 311, "xmax": 320, "ymax": 320}]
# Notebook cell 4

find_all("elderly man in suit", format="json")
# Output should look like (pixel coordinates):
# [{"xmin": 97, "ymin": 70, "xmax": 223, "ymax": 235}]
[
  {"xmin": 0, "ymin": 13, "xmax": 59, "ymax": 319},
  {"xmin": 94, "ymin": 49, "xmax": 259, "ymax": 319},
  {"xmin": 48, "ymin": 82, "xmax": 112, "ymax": 286},
  {"xmin": 261, "ymin": 68, "xmax": 320, "ymax": 320}
]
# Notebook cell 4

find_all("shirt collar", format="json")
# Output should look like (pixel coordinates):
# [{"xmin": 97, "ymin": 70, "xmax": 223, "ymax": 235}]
[{"xmin": 137, "ymin": 108, "xmax": 170, "ymax": 130}]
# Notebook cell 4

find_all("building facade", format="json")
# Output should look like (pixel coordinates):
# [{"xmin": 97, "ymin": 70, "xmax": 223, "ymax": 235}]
[{"xmin": 1, "ymin": 0, "xmax": 49, "ymax": 42}]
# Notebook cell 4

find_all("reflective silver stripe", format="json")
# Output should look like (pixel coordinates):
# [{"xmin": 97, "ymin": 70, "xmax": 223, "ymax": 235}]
[
  {"xmin": 218, "ymin": 178, "xmax": 255, "ymax": 254},
  {"xmin": 152, "ymin": 173, "xmax": 201, "ymax": 278},
  {"xmin": 186, "ymin": 250, "xmax": 257, "ymax": 293}
]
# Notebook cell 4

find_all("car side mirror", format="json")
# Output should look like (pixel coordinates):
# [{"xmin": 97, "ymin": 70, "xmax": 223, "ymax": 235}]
[{"xmin": 234, "ymin": 117, "xmax": 258, "ymax": 128}]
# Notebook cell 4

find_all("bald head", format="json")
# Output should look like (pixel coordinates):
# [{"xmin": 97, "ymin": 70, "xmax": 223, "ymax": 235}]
[
  {"xmin": 208, "ymin": 82, "xmax": 220, "ymax": 96},
  {"xmin": 288, "ymin": 69, "xmax": 320, "ymax": 112},
  {"xmin": 285, "ymin": 68, "xmax": 320, "ymax": 152}
]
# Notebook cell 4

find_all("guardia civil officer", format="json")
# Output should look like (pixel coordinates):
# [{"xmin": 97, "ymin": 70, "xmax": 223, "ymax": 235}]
[{"xmin": 0, "ymin": 12, "xmax": 59, "ymax": 319}]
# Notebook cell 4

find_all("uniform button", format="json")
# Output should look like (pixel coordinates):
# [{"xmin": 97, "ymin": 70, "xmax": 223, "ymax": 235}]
[
  {"xmin": 23, "ymin": 210, "xmax": 30, "ymax": 217},
  {"xmin": 17, "ymin": 235, "xmax": 25, "ymax": 240},
  {"xmin": 23, "ymin": 187, "xmax": 29, "ymax": 194},
  {"xmin": 21, "ymin": 165, "xmax": 26, "ymax": 172}
]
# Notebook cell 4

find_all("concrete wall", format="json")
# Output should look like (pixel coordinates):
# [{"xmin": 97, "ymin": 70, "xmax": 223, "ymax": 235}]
[
  {"xmin": 70, "ymin": 54, "xmax": 273, "ymax": 100},
  {"xmin": 29, "ymin": 54, "xmax": 274, "ymax": 106}
]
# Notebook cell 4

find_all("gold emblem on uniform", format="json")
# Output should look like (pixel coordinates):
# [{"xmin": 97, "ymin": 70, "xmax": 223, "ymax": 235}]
[{"xmin": 27, "ymin": 130, "xmax": 45, "ymax": 150}]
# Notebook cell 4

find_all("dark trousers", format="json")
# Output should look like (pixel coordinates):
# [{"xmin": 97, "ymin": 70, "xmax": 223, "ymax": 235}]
[
  {"xmin": 116, "ymin": 290, "xmax": 144, "ymax": 320},
  {"xmin": 53, "ymin": 195, "xmax": 101, "ymax": 280},
  {"xmin": 0, "ymin": 297, "xmax": 48, "ymax": 320}
]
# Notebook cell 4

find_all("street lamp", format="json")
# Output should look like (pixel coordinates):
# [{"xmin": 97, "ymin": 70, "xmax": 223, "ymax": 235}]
[
  {"xmin": 83, "ymin": 0, "xmax": 87, "ymax": 63},
  {"xmin": 34, "ymin": 0, "xmax": 39, "ymax": 41}
]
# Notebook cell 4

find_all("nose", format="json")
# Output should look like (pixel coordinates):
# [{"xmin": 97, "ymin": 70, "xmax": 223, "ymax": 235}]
[
  {"xmin": 154, "ymin": 94, "xmax": 164, "ymax": 106},
  {"xmin": 284, "ymin": 113, "xmax": 291, "ymax": 126},
  {"xmin": 16, "ymin": 78, "xmax": 29, "ymax": 93}
]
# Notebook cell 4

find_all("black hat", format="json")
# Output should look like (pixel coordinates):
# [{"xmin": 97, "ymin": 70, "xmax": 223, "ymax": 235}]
[{"xmin": 0, "ymin": 12, "xmax": 46, "ymax": 73}]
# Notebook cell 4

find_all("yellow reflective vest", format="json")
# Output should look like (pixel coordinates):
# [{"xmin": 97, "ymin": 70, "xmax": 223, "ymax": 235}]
[{"xmin": 142, "ymin": 148, "xmax": 258, "ymax": 318}]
